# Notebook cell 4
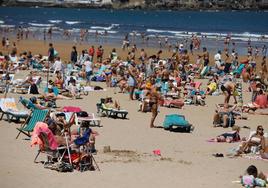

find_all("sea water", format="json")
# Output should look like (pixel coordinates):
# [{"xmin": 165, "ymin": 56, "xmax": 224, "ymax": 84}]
[{"xmin": 0, "ymin": 7, "xmax": 267, "ymax": 54}]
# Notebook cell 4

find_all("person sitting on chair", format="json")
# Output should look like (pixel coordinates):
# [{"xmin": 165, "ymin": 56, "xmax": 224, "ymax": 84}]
[{"xmin": 103, "ymin": 97, "xmax": 120, "ymax": 110}]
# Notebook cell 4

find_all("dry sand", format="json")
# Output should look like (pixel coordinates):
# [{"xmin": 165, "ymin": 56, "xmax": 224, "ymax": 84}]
[{"xmin": 0, "ymin": 39, "xmax": 267, "ymax": 188}]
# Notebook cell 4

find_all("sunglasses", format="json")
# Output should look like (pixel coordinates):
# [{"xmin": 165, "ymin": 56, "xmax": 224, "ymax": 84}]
[{"xmin": 258, "ymin": 128, "xmax": 264, "ymax": 131}]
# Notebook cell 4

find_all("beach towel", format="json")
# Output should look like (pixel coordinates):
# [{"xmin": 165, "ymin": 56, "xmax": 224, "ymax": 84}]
[
  {"xmin": 242, "ymin": 154, "xmax": 268, "ymax": 162},
  {"xmin": 31, "ymin": 122, "xmax": 58, "ymax": 150},
  {"xmin": 63, "ymin": 106, "xmax": 81, "ymax": 113},
  {"xmin": 163, "ymin": 114, "xmax": 190, "ymax": 129}
]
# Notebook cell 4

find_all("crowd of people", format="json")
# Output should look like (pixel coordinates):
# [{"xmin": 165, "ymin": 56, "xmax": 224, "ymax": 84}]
[{"xmin": 0, "ymin": 32, "xmax": 267, "ymax": 183}]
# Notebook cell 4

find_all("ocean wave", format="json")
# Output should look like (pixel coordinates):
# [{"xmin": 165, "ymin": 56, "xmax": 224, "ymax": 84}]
[
  {"xmin": 147, "ymin": 29, "xmax": 187, "ymax": 35},
  {"xmin": 90, "ymin": 24, "xmax": 119, "ymax": 31},
  {"xmin": 0, "ymin": 20, "xmax": 4, "ymax": 24},
  {"xmin": 49, "ymin": 20, "xmax": 62, "ymax": 24},
  {"xmin": 29, "ymin": 23, "xmax": 54, "ymax": 27},
  {"xmin": 0, "ymin": 24, "xmax": 15, "ymax": 28},
  {"xmin": 70, "ymin": 28, "xmax": 117, "ymax": 34},
  {"xmin": 28, "ymin": 26, "xmax": 60, "ymax": 31},
  {"xmin": 65, "ymin": 21, "xmax": 80, "ymax": 25}
]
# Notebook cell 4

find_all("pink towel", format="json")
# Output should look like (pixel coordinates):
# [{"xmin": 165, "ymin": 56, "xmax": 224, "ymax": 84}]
[
  {"xmin": 63, "ymin": 106, "xmax": 81, "ymax": 113},
  {"xmin": 31, "ymin": 122, "xmax": 58, "ymax": 150},
  {"xmin": 153, "ymin": 149, "xmax": 161, "ymax": 156}
]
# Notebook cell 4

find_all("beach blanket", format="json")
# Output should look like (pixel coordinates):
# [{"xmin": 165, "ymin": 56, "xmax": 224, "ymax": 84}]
[
  {"xmin": 206, "ymin": 138, "xmax": 241, "ymax": 143},
  {"xmin": 63, "ymin": 106, "xmax": 81, "ymax": 113},
  {"xmin": 242, "ymin": 154, "xmax": 268, "ymax": 162},
  {"xmin": 83, "ymin": 86, "xmax": 107, "ymax": 92}
]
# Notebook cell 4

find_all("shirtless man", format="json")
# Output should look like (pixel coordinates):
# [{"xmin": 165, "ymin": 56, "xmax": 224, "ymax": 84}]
[{"xmin": 202, "ymin": 47, "xmax": 209, "ymax": 67}]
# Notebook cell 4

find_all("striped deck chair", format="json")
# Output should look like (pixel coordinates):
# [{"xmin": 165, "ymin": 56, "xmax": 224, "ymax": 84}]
[
  {"xmin": 16, "ymin": 109, "xmax": 49, "ymax": 139},
  {"xmin": 19, "ymin": 97, "xmax": 39, "ymax": 111}
]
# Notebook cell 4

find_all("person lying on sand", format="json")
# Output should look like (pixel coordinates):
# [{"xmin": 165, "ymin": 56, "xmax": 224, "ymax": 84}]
[
  {"xmin": 44, "ymin": 80, "xmax": 71, "ymax": 100},
  {"xmin": 209, "ymin": 126, "xmax": 243, "ymax": 143}
]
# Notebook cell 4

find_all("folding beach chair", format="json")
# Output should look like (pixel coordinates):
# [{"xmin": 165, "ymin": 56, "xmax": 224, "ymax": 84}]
[
  {"xmin": 19, "ymin": 97, "xmax": 40, "ymax": 111},
  {"xmin": 0, "ymin": 74, "xmax": 14, "ymax": 93},
  {"xmin": 0, "ymin": 98, "xmax": 29, "ymax": 123},
  {"xmin": 75, "ymin": 113, "xmax": 101, "ymax": 127},
  {"xmin": 109, "ymin": 109, "xmax": 128, "ymax": 119},
  {"xmin": 34, "ymin": 131, "xmax": 71, "ymax": 166},
  {"xmin": 97, "ymin": 99, "xmax": 128, "ymax": 119},
  {"xmin": 16, "ymin": 109, "xmax": 49, "ymax": 139},
  {"xmin": 100, "ymin": 103, "xmax": 128, "ymax": 119}
]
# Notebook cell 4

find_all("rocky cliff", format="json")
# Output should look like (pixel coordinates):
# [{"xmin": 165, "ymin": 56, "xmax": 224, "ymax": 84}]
[{"xmin": 1, "ymin": 0, "xmax": 268, "ymax": 10}]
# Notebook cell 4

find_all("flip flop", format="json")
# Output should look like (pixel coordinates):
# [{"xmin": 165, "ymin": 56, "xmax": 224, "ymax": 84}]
[{"xmin": 212, "ymin": 153, "xmax": 224, "ymax": 157}]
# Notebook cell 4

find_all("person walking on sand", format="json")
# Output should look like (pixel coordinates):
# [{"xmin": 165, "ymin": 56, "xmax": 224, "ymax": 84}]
[
  {"xmin": 84, "ymin": 56, "xmax": 93, "ymax": 86},
  {"xmin": 70, "ymin": 46, "xmax": 78, "ymax": 65}
]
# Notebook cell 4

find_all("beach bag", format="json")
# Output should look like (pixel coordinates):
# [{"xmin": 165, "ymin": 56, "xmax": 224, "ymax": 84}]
[
  {"xmin": 96, "ymin": 76, "xmax": 105, "ymax": 82},
  {"xmin": 94, "ymin": 86, "xmax": 103, "ymax": 90},
  {"xmin": 76, "ymin": 111, "xmax": 88, "ymax": 117},
  {"xmin": 56, "ymin": 162, "xmax": 73, "ymax": 172},
  {"xmin": 79, "ymin": 154, "xmax": 94, "ymax": 172},
  {"xmin": 54, "ymin": 50, "xmax": 58, "ymax": 57},
  {"xmin": 29, "ymin": 84, "xmax": 39, "ymax": 94}
]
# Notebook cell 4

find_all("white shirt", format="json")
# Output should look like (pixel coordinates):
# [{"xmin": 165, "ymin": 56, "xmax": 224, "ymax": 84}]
[
  {"xmin": 84, "ymin": 60, "xmax": 92, "ymax": 72},
  {"xmin": 214, "ymin": 53, "xmax": 221, "ymax": 62},
  {"xmin": 53, "ymin": 60, "xmax": 63, "ymax": 72}
]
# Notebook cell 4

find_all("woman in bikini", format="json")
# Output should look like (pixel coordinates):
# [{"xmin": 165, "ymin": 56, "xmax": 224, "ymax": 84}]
[
  {"xmin": 237, "ymin": 125, "xmax": 265, "ymax": 155},
  {"xmin": 149, "ymin": 89, "xmax": 160, "ymax": 128},
  {"xmin": 54, "ymin": 72, "xmax": 64, "ymax": 89}
]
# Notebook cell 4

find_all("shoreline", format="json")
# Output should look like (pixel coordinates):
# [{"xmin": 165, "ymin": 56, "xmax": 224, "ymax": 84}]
[{"xmin": 1, "ymin": 3, "xmax": 268, "ymax": 11}]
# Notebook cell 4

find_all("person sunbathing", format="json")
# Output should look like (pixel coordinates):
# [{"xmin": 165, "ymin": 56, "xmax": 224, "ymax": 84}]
[
  {"xmin": 206, "ymin": 78, "xmax": 218, "ymax": 95},
  {"xmin": 71, "ymin": 122, "xmax": 98, "ymax": 153},
  {"xmin": 236, "ymin": 125, "xmax": 265, "ymax": 155},
  {"xmin": 103, "ymin": 97, "xmax": 121, "ymax": 110},
  {"xmin": 54, "ymin": 72, "xmax": 64, "ymax": 89},
  {"xmin": 66, "ymin": 78, "xmax": 80, "ymax": 99},
  {"xmin": 213, "ymin": 104, "xmax": 238, "ymax": 127},
  {"xmin": 48, "ymin": 112, "xmax": 76, "ymax": 136},
  {"xmin": 29, "ymin": 96, "xmax": 47, "ymax": 110},
  {"xmin": 44, "ymin": 80, "xmax": 71, "ymax": 100},
  {"xmin": 243, "ymin": 89, "xmax": 268, "ymax": 112},
  {"xmin": 210, "ymin": 126, "xmax": 242, "ymax": 143}
]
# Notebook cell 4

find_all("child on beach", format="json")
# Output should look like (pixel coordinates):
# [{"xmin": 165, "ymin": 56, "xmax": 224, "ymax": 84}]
[{"xmin": 240, "ymin": 165, "xmax": 267, "ymax": 187}]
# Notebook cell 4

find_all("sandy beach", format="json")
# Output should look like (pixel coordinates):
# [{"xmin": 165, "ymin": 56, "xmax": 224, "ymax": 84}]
[
  {"xmin": 1, "ymin": 37, "xmax": 263, "ymax": 70},
  {"xmin": 0, "ymin": 37, "xmax": 268, "ymax": 188}
]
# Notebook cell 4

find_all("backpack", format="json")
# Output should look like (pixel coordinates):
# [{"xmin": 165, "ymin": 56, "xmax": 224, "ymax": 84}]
[
  {"xmin": 56, "ymin": 162, "xmax": 73, "ymax": 172},
  {"xmin": 76, "ymin": 111, "xmax": 88, "ymax": 117}
]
